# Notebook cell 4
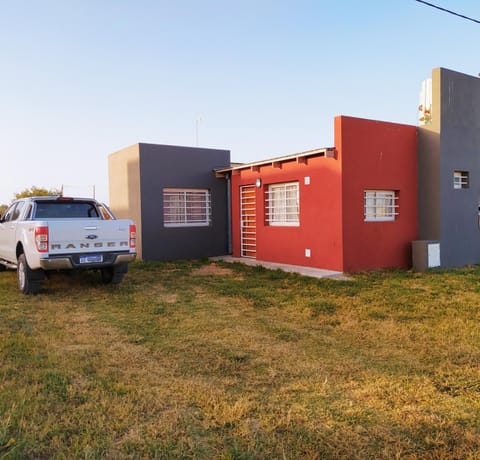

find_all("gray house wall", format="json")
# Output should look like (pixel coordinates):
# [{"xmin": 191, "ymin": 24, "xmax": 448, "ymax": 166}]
[
  {"xmin": 109, "ymin": 143, "xmax": 230, "ymax": 261},
  {"xmin": 418, "ymin": 68, "xmax": 480, "ymax": 267}
]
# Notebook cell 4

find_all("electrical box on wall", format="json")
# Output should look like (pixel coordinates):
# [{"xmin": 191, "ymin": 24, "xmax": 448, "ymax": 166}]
[
  {"xmin": 305, "ymin": 248, "xmax": 311, "ymax": 257},
  {"xmin": 412, "ymin": 240, "xmax": 440, "ymax": 271},
  {"xmin": 304, "ymin": 176, "xmax": 310, "ymax": 185}
]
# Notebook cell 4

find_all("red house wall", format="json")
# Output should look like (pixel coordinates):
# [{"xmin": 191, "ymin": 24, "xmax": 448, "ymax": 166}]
[
  {"xmin": 230, "ymin": 116, "xmax": 418, "ymax": 273},
  {"xmin": 230, "ymin": 154, "xmax": 344, "ymax": 271},
  {"xmin": 337, "ymin": 116, "xmax": 418, "ymax": 272}
]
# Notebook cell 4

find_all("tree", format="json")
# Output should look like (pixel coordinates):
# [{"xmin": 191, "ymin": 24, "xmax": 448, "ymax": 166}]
[
  {"xmin": 0, "ymin": 186, "xmax": 61, "ymax": 216},
  {"xmin": 13, "ymin": 186, "xmax": 61, "ymax": 200}
]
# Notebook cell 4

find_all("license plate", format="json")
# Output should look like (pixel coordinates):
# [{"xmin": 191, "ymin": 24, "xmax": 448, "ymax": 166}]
[{"xmin": 79, "ymin": 254, "xmax": 103, "ymax": 264}]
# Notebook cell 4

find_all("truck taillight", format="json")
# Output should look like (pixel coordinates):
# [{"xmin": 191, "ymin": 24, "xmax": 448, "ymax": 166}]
[
  {"xmin": 35, "ymin": 226, "xmax": 49, "ymax": 253},
  {"xmin": 129, "ymin": 224, "xmax": 136, "ymax": 249}
]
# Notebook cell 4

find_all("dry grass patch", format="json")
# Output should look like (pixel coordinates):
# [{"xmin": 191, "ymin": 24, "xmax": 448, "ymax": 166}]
[
  {"xmin": 2, "ymin": 262, "xmax": 480, "ymax": 458},
  {"xmin": 192, "ymin": 263, "xmax": 235, "ymax": 277}
]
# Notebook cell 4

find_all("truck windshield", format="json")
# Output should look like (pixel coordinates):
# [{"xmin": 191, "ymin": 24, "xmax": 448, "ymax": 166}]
[{"xmin": 34, "ymin": 201, "xmax": 100, "ymax": 219}]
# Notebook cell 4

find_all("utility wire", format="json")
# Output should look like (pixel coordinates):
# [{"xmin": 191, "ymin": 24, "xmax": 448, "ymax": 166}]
[{"xmin": 415, "ymin": 0, "xmax": 480, "ymax": 24}]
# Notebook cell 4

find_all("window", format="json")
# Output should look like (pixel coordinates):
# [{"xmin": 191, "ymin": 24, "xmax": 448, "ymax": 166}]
[
  {"xmin": 454, "ymin": 171, "xmax": 469, "ymax": 189},
  {"xmin": 98, "ymin": 204, "xmax": 114, "ymax": 220},
  {"xmin": 23, "ymin": 204, "xmax": 33, "ymax": 220},
  {"xmin": 2, "ymin": 203, "xmax": 17, "ymax": 222},
  {"xmin": 364, "ymin": 190, "xmax": 398, "ymax": 222},
  {"xmin": 34, "ymin": 201, "xmax": 100, "ymax": 219},
  {"xmin": 10, "ymin": 202, "xmax": 24, "ymax": 221},
  {"xmin": 163, "ymin": 188, "xmax": 211, "ymax": 227},
  {"xmin": 1, "ymin": 202, "xmax": 25, "ymax": 222},
  {"xmin": 266, "ymin": 182, "xmax": 299, "ymax": 226}
]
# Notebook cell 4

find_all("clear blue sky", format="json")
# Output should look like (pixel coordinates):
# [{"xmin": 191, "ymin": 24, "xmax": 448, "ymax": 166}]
[{"xmin": 1, "ymin": 0, "xmax": 479, "ymax": 205}]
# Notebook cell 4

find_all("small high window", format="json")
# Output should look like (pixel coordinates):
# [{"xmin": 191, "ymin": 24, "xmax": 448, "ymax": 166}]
[
  {"xmin": 266, "ymin": 182, "xmax": 300, "ymax": 226},
  {"xmin": 364, "ymin": 190, "xmax": 398, "ymax": 222},
  {"xmin": 453, "ymin": 171, "xmax": 469, "ymax": 189},
  {"xmin": 163, "ymin": 188, "xmax": 211, "ymax": 227}
]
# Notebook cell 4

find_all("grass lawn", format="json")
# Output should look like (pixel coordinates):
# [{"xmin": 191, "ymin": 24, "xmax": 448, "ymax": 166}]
[{"xmin": 1, "ymin": 260, "xmax": 480, "ymax": 459}]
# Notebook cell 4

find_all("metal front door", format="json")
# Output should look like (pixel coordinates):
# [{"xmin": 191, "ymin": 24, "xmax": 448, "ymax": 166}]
[{"xmin": 240, "ymin": 185, "xmax": 256, "ymax": 258}]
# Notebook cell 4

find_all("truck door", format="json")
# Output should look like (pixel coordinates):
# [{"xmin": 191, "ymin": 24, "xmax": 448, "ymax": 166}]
[{"xmin": 0, "ymin": 201, "xmax": 25, "ymax": 263}]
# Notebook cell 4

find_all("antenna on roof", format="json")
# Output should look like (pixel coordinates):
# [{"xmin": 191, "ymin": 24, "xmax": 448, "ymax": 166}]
[{"xmin": 195, "ymin": 117, "xmax": 202, "ymax": 146}]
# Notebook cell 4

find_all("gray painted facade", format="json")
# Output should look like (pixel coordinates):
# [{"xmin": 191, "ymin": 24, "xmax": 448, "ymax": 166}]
[
  {"xmin": 418, "ymin": 68, "xmax": 480, "ymax": 268},
  {"xmin": 109, "ymin": 143, "xmax": 230, "ymax": 261}
]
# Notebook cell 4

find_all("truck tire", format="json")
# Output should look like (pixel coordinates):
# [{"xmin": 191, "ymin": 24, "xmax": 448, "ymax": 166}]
[
  {"xmin": 101, "ymin": 264, "xmax": 127, "ymax": 285},
  {"xmin": 17, "ymin": 254, "xmax": 43, "ymax": 295}
]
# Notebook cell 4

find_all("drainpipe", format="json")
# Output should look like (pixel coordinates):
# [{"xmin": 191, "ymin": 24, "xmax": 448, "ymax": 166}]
[{"xmin": 226, "ymin": 173, "xmax": 232, "ymax": 254}]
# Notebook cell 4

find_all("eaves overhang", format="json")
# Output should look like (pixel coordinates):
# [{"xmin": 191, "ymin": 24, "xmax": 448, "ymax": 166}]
[{"xmin": 215, "ymin": 147, "xmax": 335, "ymax": 178}]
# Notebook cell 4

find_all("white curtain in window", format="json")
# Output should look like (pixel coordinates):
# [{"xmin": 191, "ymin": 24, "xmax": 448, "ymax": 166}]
[
  {"xmin": 163, "ymin": 189, "xmax": 211, "ymax": 227},
  {"xmin": 269, "ymin": 182, "xmax": 299, "ymax": 225}
]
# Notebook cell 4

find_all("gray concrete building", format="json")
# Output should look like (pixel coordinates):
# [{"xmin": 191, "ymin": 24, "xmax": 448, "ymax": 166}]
[
  {"xmin": 418, "ymin": 68, "xmax": 480, "ymax": 268},
  {"xmin": 109, "ymin": 143, "xmax": 230, "ymax": 261}
]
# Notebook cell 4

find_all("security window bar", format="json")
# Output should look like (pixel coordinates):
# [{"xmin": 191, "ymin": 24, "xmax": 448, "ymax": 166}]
[
  {"xmin": 453, "ymin": 171, "xmax": 469, "ymax": 189},
  {"xmin": 163, "ymin": 188, "xmax": 211, "ymax": 227},
  {"xmin": 266, "ymin": 182, "xmax": 300, "ymax": 226},
  {"xmin": 364, "ymin": 190, "xmax": 398, "ymax": 222},
  {"xmin": 240, "ymin": 185, "xmax": 256, "ymax": 258}
]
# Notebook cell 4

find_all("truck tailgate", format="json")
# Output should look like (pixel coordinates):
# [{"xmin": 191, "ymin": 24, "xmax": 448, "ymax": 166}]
[{"xmin": 46, "ymin": 220, "xmax": 131, "ymax": 255}]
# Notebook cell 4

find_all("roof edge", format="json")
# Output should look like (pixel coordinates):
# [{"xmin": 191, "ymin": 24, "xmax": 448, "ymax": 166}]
[{"xmin": 215, "ymin": 147, "xmax": 335, "ymax": 177}]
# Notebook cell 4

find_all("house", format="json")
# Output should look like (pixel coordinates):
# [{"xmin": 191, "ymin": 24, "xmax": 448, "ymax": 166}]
[
  {"xmin": 108, "ymin": 143, "xmax": 230, "ymax": 261},
  {"xmin": 215, "ymin": 116, "xmax": 418, "ymax": 272},
  {"xmin": 418, "ymin": 68, "xmax": 480, "ymax": 268},
  {"xmin": 108, "ymin": 67, "xmax": 480, "ymax": 273}
]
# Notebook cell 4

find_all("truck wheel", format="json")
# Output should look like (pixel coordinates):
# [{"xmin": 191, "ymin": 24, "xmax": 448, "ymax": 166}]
[
  {"xmin": 17, "ymin": 254, "xmax": 43, "ymax": 295},
  {"xmin": 101, "ymin": 265, "xmax": 126, "ymax": 285}
]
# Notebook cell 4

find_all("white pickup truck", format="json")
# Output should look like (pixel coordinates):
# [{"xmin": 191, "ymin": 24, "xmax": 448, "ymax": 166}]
[{"xmin": 0, "ymin": 196, "xmax": 136, "ymax": 294}]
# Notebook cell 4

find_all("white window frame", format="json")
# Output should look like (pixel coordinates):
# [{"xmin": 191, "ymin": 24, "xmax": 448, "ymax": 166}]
[
  {"xmin": 453, "ymin": 171, "xmax": 469, "ymax": 189},
  {"xmin": 266, "ymin": 181, "xmax": 300, "ymax": 227},
  {"xmin": 364, "ymin": 190, "xmax": 398, "ymax": 222},
  {"xmin": 163, "ymin": 188, "xmax": 211, "ymax": 227}
]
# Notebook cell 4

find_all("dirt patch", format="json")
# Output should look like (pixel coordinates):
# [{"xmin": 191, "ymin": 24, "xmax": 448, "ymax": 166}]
[{"xmin": 192, "ymin": 264, "xmax": 234, "ymax": 276}]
